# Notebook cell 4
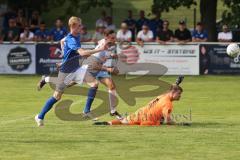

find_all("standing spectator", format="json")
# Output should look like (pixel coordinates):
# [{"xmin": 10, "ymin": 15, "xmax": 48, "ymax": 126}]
[
  {"xmin": 106, "ymin": 16, "xmax": 116, "ymax": 31},
  {"xmin": 149, "ymin": 12, "xmax": 163, "ymax": 39},
  {"xmin": 0, "ymin": 18, "xmax": 19, "ymax": 42},
  {"xmin": 16, "ymin": 9, "xmax": 27, "ymax": 32},
  {"xmin": 50, "ymin": 18, "xmax": 68, "ymax": 41},
  {"xmin": 124, "ymin": 10, "xmax": 136, "ymax": 41},
  {"xmin": 116, "ymin": 22, "xmax": 132, "ymax": 42},
  {"xmin": 156, "ymin": 20, "xmax": 174, "ymax": 44},
  {"xmin": 136, "ymin": 10, "xmax": 149, "ymax": 33},
  {"xmin": 29, "ymin": 10, "xmax": 41, "ymax": 32},
  {"xmin": 34, "ymin": 21, "xmax": 50, "ymax": 42},
  {"xmin": 1, "ymin": 7, "xmax": 17, "ymax": 30},
  {"xmin": 218, "ymin": 24, "xmax": 232, "ymax": 42},
  {"xmin": 174, "ymin": 20, "xmax": 192, "ymax": 43},
  {"xmin": 192, "ymin": 22, "xmax": 208, "ymax": 42},
  {"xmin": 136, "ymin": 24, "xmax": 153, "ymax": 46},
  {"xmin": 92, "ymin": 23, "xmax": 105, "ymax": 43},
  {"xmin": 96, "ymin": 10, "xmax": 107, "ymax": 28},
  {"xmin": 20, "ymin": 25, "xmax": 34, "ymax": 42},
  {"xmin": 80, "ymin": 25, "xmax": 92, "ymax": 42}
]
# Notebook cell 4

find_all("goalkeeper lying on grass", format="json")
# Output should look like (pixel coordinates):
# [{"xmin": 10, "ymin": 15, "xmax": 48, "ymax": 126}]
[{"xmin": 94, "ymin": 76, "xmax": 185, "ymax": 126}]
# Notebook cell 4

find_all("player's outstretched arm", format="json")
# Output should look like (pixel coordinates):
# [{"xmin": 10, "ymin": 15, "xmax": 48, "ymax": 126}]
[{"xmin": 77, "ymin": 40, "xmax": 110, "ymax": 57}]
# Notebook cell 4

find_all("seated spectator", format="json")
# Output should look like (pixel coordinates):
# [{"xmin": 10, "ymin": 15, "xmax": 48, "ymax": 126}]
[
  {"xmin": 92, "ymin": 23, "xmax": 105, "ymax": 43},
  {"xmin": 96, "ymin": 10, "xmax": 107, "ymax": 28},
  {"xmin": 116, "ymin": 22, "xmax": 132, "ymax": 42},
  {"xmin": 136, "ymin": 10, "xmax": 149, "ymax": 33},
  {"xmin": 192, "ymin": 22, "xmax": 208, "ymax": 42},
  {"xmin": 149, "ymin": 11, "xmax": 163, "ymax": 39},
  {"xmin": 136, "ymin": 24, "xmax": 153, "ymax": 46},
  {"xmin": 16, "ymin": 9, "xmax": 27, "ymax": 32},
  {"xmin": 156, "ymin": 20, "xmax": 174, "ymax": 44},
  {"xmin": 29, "ymin": 10, "xmax": 41, "ymax": 32},
  {"xmin": 50, "ymin": 18, "xmax": 68, "ymax": 41},
  {"xmin": 80, "ymin": 25, "xmax": 92, "ymax": 42},
  {"xmin": 174, "ymin": 20, "xmax": 192, "ymax": 43},
  {"xmin": 106, "ymin": 16, "xmax": 116, "ymax": 31},
  {"xmin": 124, "ymin": 10, "xmax": 136, "ymax": 41},
  {"xmin": 20, "ymin": 25, "xmax": 34, "ymax": 42},
  {"xmin": 0, "ymin": 18, "xmax": 19, "ymax": 42},
  {"xmin": 34, "ymin": 21, "xmax": 50, "ymax": 42},
  {"xmin": 218, "ymin": 24, "xmax": 232, "ymax": 42}
]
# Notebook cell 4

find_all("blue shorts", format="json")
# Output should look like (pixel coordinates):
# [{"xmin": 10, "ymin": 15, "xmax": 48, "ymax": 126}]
[{"xmin": 90, "ymin": 71, "xmax": 111, "ymax": 80}]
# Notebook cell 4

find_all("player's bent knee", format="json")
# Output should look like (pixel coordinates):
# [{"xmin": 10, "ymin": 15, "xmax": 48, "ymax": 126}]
[{"xmin": 53, "ymin": 91, "xmax": 62, "ymax": 100}]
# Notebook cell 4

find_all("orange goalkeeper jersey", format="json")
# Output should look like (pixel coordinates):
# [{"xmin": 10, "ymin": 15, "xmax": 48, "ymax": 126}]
[{"xmin": 126, "ymin": 93, "xmax": 173, "ymax": 126}]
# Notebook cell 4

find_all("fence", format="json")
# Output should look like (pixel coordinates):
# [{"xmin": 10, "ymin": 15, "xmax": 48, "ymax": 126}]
[{"xmin": 0, "ymin": 42, "xmax": 239, "ymax": 75}]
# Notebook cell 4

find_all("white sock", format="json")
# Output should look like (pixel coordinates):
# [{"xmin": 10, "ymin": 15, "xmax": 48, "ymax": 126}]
[
  {"xmin": 45, "ymin": 76, "xmax": 50, "ymax": 83},
  {"xmin": 109, "ymin": 89, "xmax": 117, "ymax": 113}
]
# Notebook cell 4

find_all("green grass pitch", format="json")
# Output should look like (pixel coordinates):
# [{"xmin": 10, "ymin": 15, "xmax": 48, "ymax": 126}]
[{"xmin": 0, "ymin": 75, "xmax": 239, "ymax": 160}]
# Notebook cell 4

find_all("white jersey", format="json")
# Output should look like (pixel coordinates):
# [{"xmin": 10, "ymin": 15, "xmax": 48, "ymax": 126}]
[{"xmin": 93, "ymin": 39, "xmax": 116, "ymax": 67}]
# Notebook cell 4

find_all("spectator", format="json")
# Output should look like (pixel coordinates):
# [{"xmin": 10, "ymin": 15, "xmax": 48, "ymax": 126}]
[
  {"xmin": 0, "ymin": 18, "xmax": 19, "ymax": 42},
  {"xmin": 156, "ymin": 20, "xmax": 174, "ymax": 44},
  {"xmin": 50, "ymin": 18, "xmax": 68, "ymax": 41},
  {"xmin": 136, "ymin": 24, "xmax": 153, "ymax": 46},
  {"xmin": 16, "ymin": 9, "xmax": 27, "ymax": 32},
  {"xmin": 192, "ymin": 22, "xmax": 208, "ymax": 42},
  {"xmin": 149, "ymin": 12, "xmax": 163, "ymax": 39},
  {"xmin": 116, "ymin": 22, "xmax": 132, "ymax": 42},
  {"xmin": 136, "ymin": 10, "xmax": 149, "ymax": 33},
  {"xmin": 124, "ymin": 10, "xmax": 136, "ymax": 41},
  {"xmin": 106, "ymin": 16, "xmax": 116, "ymax": 31},
  {"xmin": 20, "ymin": 25, "xmax": 34, "ymax": 42},
  {"xmin": 34, "ymin": 21, "xmax": 51, "ymax": 42},
  {"xmin": 29, "ymin": 10, "xmax": 41, "ymax": 32},
  {"xmin": 174, "ymin": 20, "xmax": 192, "ymax": 43},
  {"xmin": 80, "ymin": 25, "xmax": 92, "ymax": 42},
  {"xmin": 1, "ymin": 6, "xmax": 17, "ymax": 30},
  {"xmin": 218, "ymin": 24, "xmax": 232, "ymax": 42},
  {"xmin": 96, "ymin": 10, "xmax": 107, "ymax": 28},
  {"xmin": 92, "ymin": 23, "xmax": 105, "ymax": 43}
]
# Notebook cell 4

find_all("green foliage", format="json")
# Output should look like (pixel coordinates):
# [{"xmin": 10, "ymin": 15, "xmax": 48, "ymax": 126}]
[
  {"xmin": 46, "ymin": 0, "xmax": 113, "ymax": 15},
  {"xmin": 222, "ymin": 0, "xmax": 240, "ymax": 26},
  {"xmin": 151, "ymin": 0, "xmax": 197, "ymax": 14}
]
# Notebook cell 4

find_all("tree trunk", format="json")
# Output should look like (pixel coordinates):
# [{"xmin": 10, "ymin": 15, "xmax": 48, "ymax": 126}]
[{"xmin": 200, "ymin": 0, "xmax": 217, "ymax": 41}]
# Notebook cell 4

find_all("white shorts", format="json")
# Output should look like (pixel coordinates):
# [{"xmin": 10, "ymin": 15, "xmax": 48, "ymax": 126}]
[{"xmin": 64, "ymin": 65, "xmax": 88, "ymax": 85}]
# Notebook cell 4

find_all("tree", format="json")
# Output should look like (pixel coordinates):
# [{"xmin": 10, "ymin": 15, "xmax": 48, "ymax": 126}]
[
  {"xmin": 152, "ymin": 0, "xmax": 218, "ymax": 41},
  {"xmin": 222, "ymin": 0, "xmax": 240, "ymax": 27},
  {"xmin": 5, "ymin": 0, "xmax": 112, "ymax": 14}
]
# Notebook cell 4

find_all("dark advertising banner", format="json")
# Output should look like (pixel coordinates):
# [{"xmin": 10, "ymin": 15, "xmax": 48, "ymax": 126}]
[
  {"xmin": 200, "ymin": 44, "xmax": 240, "ymax": 74},
  {"xmin": 36, "ymin": 43, "xmax": 62, "ymax": 74}
]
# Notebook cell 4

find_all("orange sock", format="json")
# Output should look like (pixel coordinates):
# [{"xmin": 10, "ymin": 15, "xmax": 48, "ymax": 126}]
[{"xmin": 110, "ymin": 119, "xmax": 122, "ymax": 125}]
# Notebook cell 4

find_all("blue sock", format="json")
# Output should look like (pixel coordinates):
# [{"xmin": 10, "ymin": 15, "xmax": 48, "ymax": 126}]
[
  {"xmin": 38, "ymin": 97, "xmax": 58, "ymax": 120},
  {"xmin": 83, "ymin": 87, "xmax": 98, "ymax": 113}
]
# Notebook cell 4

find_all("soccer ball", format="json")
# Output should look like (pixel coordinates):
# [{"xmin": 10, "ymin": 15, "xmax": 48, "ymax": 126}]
[{"xmin": 226, "ymin": 43, "xmax": 240, "ymax": 58}]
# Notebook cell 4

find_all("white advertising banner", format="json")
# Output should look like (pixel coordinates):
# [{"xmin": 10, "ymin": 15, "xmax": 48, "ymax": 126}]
[
  {"xmin": 0, "ymin": 44, "xmax": 36, "ymax": 74},
  {"xmin": 117, "ymin": 43, "xmax": 199, "ymax": 75}
]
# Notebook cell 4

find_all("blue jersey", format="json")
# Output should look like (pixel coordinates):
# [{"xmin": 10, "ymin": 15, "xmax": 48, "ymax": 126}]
[
  {"xmin": 60, "ymin": 33, "xmax": 81, "ymax": 73},
  {"xmin": 192, "ymin": 30, "xmax": 208, "ymax": 39},
  {"xmin": 50, "ymin": 27, "xmax": 68, "ymax": 41},
  {"xmin": 35, "ymin": 29, "xmax": 50, "ymax": 39}
]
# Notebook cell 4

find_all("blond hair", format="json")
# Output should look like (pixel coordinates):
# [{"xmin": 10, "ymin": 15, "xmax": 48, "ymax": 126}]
[{"xmin": 68, "ymin": 16, "xmax": 81, "ymax": 27}]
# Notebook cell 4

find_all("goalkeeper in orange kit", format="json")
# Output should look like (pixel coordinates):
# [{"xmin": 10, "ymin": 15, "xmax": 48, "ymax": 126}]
[{"xmin": 94, "ymin": 76, "xmax": 186, "ymax": 126}]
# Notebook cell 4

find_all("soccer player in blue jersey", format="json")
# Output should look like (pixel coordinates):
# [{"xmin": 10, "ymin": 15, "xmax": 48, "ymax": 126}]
[{"xmin": 35, "ymin": 16, "xmax": 107, "ymax": 127}]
